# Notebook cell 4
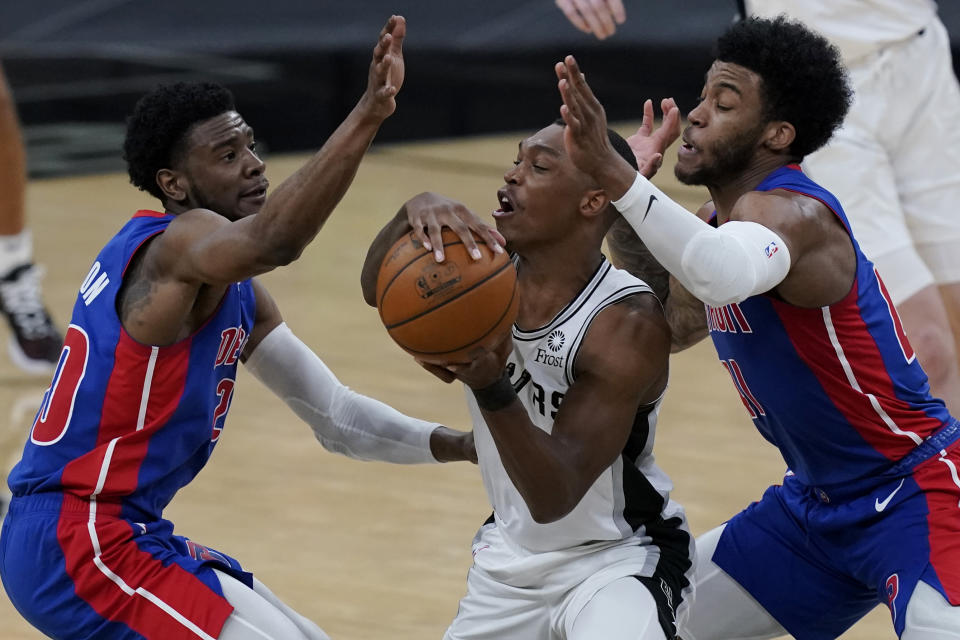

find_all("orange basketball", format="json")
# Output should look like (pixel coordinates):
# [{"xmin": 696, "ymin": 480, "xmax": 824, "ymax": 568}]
[{"xmin": 376, "ymin": 228, "xmax": 518, "ymax": 364}]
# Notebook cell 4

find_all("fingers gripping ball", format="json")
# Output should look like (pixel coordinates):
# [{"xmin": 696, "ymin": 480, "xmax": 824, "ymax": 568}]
[{"xmin": 376, "ymin": 229, "xmax": 518, "ymax": 364}]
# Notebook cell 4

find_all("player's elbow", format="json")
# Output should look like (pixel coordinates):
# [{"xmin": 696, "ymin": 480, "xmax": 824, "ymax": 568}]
[
  {"xmin": 679, "ymin": 222, "xmax": 791, "ymax": 308},
  {"xmin": 526, "ymin": 492, "xmax": 581, "ymax": 524},
  {"xmin": 261, "ymin": 243, "xmax": 304, "ymax": 268}
]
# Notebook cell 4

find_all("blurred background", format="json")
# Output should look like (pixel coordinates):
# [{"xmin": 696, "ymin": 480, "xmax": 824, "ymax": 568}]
[{"xmin": 4, "ymin": 0, "xmax": 954, "ymax": 179}]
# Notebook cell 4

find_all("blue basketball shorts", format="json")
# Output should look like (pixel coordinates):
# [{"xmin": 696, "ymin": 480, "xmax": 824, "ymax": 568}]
[
  {"xmin": 0, "ymin": 492, "xmax": 252, "ymax": 639},
  {"xmin": 711, "ymin": 441, "xmax": 960, "ymax": 639}
]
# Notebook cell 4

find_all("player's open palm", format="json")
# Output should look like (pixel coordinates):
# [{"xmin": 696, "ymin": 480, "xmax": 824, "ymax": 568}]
[
  {"xmin": 555, "ymin": 56, "xmax": 616, "ymax": 179},
  {"xmin": 363, "ymin": 15, "xmax": 406, "ymax": 121},
  {"xmin": 628, "ymin": 98, "xmax": 681, "ymax": 178}
]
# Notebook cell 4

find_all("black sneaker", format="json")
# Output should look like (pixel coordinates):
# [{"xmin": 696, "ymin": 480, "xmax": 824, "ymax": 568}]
[{"xmin": 0, "ymin": 263, "xmax": 63, "ymax": 374}]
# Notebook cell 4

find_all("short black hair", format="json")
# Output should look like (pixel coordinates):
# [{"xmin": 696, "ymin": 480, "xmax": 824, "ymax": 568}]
[
  {"xmin": 715, "ymin": 16, "xmax": 852, "ymax": 159},
  {"xmin": 123, "ymin": 82, "xmax": 236, "ymax": 201},
  {"xmin": 552, "ymin": 118, "xmax": 639, "ymax": 172}
]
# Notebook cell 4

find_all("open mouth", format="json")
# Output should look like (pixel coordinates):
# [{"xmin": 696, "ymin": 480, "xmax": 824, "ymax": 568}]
[
  {"xmin": 493, "ymin": 189, "xmax": 516, "ymax": 218},
  {"xmin": 240, "ymin": 181, "xmax": 269, "ymax": 200}
]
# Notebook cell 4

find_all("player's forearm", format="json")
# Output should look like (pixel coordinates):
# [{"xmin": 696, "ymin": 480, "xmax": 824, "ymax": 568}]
[
  {"xmin": 253, "ymin": 102, "xmax": 387, "ymax": 265},
  {"xmin": 613, "ymin": 172, "xmax": 791, "ymax": 307},
  {"xmin": 664, "ymin": 276, "xmax": 709, "ymax": 352},
  {"xmin": 245, "ymin": 323, "xmax": 440, "ymax": 464},
  {"xmin": 473, "ymin": 378, "xmax": 588, "ymax": 523}
]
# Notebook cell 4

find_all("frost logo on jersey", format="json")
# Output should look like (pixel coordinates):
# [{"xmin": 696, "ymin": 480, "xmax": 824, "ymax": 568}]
[
  {"xmin": 215, "ymin": 326, "xmax": 247, "ymax": 367},
  {"xmin": 706, "ymin": 303, "xmax": 752, "ymax": 334},
  {"xmin": 886, "ymin": 573, "xmax": 899, "ymax": 624},
  {"xmin": 547, "ymin": 329, "xmax": 565, "ymax": 352}
]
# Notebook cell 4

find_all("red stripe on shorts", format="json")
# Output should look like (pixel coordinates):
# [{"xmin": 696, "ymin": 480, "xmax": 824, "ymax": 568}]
[
  {"xmin": 56, "ymin": 496, "xmax": 233, "ymax": 639},
  {"xmin": 915, "ymin": 445, "xmax": 960, "ymax": 605}
]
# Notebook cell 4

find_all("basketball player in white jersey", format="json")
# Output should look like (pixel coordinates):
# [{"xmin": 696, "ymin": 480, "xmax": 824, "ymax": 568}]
[
  {"xmin": 744, "ymin": 0, "xmax": 960, "ymax": 412},
  {"xmin": 360, "ymin": 109, "xmax": 692, "ymax": 640}
]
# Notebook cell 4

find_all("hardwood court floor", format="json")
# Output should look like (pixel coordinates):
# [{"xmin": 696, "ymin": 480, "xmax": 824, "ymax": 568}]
[{"xmin": 0, "ymin": 126, "xmax": 891, "ymax": 639}]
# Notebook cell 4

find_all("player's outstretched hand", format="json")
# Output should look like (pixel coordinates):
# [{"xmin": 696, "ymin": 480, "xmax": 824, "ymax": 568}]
[
  {"xmin": 556, "ymin": 0, "xmax": 626, "ymax": 40},
  {"xmin": 404, "ymin": 192, "xmax": 505, "ymax": 263},
  {"xmin": 556, "ymin": 55, "xmax": 639, "ymax": 198},
  {"xmin": 361, "ymin": 15, "xmax": 406, "ymax": 122},
  {"xmin": 627, "ymin": 98, "xmax": 681, "ymax": 179}
]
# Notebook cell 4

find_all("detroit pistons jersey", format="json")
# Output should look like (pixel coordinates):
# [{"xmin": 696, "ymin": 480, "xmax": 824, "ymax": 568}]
[
  {"xmin": 7, "ymin": 210, "xmax": 256, "ymax": 522},
  {"xmin": 708, "ymin": 165, "xmax": 953, "ymax": 488},
  {"xmin": 467, "ymin": 257, "xmax": 683, "ymax": 553}
]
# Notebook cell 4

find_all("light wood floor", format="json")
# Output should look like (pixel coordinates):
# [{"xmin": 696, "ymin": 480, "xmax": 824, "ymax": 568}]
[{"xmin": 0, "ymin": 126, "xmax": 891, "ymax": 638}]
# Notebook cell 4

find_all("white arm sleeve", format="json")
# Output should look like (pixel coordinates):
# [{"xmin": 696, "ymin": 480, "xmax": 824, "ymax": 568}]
[
  {"xmin": 244, "ymin": 323, "xmax": 439, "ymax": 464},
  {"xmin": 612, "ymin": 172, "xmax": 791, "ymax": 307}
]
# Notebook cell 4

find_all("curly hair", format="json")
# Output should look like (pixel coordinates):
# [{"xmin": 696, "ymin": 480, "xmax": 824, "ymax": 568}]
[
  {"xmin": 123, "ymin": 82, "xmax": 236, "ymax": 201},
  {"xmin": 715, "ymin": 16, "xmax": 852, "ymax": 159}
]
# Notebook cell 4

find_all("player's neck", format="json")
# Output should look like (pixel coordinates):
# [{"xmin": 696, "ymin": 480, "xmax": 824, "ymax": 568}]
[
  {"xmin": 514, "ymin": 250, "xmax": 604, "ymax": 330},
  {"xmin": 709, "ymin": 156, "xmax": 793, "ymax": 221}
]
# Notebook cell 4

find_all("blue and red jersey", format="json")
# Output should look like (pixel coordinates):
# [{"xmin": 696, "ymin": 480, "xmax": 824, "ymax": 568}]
[
  {"xmin": 708, "ymin": 165, "xmax": 954, "ymax": 488},
  {"xmin": 8, "ymin": 210, "xmax": 256, "ymax": 522}
]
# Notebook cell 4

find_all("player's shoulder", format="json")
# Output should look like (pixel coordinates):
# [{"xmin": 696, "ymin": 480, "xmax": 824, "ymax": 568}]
[
  {"xmin": 732, "ymin": 188, "xmax": 829, "ymax": 227},
  {"xmin": 583, "ymin": 293, "xmax": 669, "ymax": 362}
]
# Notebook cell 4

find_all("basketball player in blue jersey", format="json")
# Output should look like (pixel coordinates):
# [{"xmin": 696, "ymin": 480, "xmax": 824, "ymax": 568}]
[
  {"xmin": 361, "ymin": 110, "xmax": 692, "ymax": 639},
  {"xmin": 556, "ymin": 15, "xmax": 960, "ymax": 640},
  {"xmin": 0, "ymin": 16, "xmax": 493, "ymax": 640}
]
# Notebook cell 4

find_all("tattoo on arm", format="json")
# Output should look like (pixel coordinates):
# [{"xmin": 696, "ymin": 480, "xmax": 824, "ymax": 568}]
[
  {"xmin": 664, "ymin": 275, "xmax": 708, "ymax": 352},
  {"xmin": 605, "ymin": 218, "xmax": 670, "ymax": 303},
  {"xmin": 604, "ymin": 219, "xmax": 707, "ymax": 352}
]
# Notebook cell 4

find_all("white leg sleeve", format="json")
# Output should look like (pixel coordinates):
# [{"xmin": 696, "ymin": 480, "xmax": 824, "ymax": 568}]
[
  {"xmin": 569, "ymin": 577, "xmax": 666, "ymax": 640},
  {"xmin": 678, "ymin": 525, "xmax": 787, "ymax": 640},
  {"xmin": 244, "ymin": 322, "xmax": 439, "ymax": 464},
  {"xmin": 613, "ymin": 172, "xmax": 791, "ymax": 307},
  {"xmin": 902, "ymin": 580, "xmax": 960, "ymax": 640},
  {"xmin": 216, "ymin": 570, "xmax": 330, "ymax": 640}
]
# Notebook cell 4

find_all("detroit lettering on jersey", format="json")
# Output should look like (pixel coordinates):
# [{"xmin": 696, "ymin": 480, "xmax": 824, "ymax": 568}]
[{"xmin": 706, "ymin": 302, "xmax": 753, "ymax": 334}]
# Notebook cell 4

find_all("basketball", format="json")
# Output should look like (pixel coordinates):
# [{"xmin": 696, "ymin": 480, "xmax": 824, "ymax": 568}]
[{"xmin": 375, "ymin": 228, "xmax": 518, "ymax": 364}]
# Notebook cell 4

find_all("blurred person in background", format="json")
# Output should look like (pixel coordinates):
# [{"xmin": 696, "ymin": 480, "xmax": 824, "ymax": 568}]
[
  {"xmin": 743, "ymin": 0, "xmax": 960, "ymax": 412},
  {"xmin": 0, "ymin": 62, "xmax": 63, "ymax": 375},
  {"xmin": 555, "ymin": 0, "xmax": 626, "ymax": 40}
]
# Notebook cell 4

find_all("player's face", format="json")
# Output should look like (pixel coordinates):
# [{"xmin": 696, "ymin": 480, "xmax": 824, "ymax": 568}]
[
  {"xmin": 177, "ymin": 111, "xmax": 268, "ymax": 220},
  {"xmin": 494, "ymin": 124, "xmax": 593, "ymax": 247},
  {"xmin": 675, "ymin": 61, "xmax": 768, "ymax": 187}
]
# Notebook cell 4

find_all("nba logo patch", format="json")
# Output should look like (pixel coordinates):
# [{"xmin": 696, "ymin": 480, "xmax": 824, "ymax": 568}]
[{"xmin": 764, "ymin": 242, "xmax": 779, "ymax": 258}]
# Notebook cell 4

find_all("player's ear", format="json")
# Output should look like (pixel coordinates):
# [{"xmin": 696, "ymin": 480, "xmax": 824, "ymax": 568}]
[
  {"xmin": 156, "ymin": 168, "xmax": 187, "ymax": 202},
  {"xmin": 580, "ymin": 188, "xmax": 609, "ymax": 219},
  {"xmin": 763, "ymin": 120, "xmax": 796, "ymax": 153}
]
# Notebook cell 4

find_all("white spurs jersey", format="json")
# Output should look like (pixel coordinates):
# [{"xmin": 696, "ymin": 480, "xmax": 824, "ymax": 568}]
[
  {"xmin": 467, "ymin": 257, "xmax": 680, "ymax": 554},
  {"xmin": 746, "ymin": 0, "xmax": 937, "ymax": 64}
]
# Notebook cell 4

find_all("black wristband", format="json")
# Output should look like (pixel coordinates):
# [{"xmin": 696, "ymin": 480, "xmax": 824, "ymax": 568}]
[{"xmin": 472, "ymin": 373, "xmax": 517, "ymax": 412}]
